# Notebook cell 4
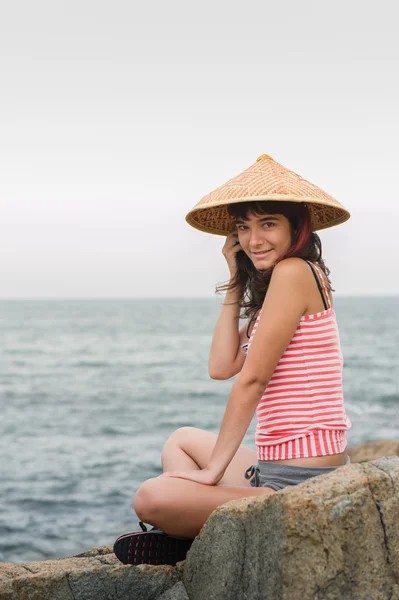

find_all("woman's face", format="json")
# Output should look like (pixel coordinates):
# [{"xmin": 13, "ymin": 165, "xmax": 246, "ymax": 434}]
[{"xmin": 235, "ymin": 211, "xmax": 293, "ymax": 269}]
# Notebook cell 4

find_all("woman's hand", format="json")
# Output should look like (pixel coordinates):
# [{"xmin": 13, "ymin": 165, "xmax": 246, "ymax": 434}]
[
  {"xmin": 222, "ymin": 232, "xmax": 242, "ymax": 277},
  {"xmin": 159, "ymin": 467, "xmax": 222, "ymax": 486}
]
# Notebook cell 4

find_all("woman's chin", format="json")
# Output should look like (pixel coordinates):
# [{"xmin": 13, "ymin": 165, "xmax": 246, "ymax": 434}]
[
  {"xmin": 252, "ymin": 257, "xmax": 275, "ymax": 269},
  {"xmin": 253, "ymin": 259, "xmax": 277, "ymax": 272}
]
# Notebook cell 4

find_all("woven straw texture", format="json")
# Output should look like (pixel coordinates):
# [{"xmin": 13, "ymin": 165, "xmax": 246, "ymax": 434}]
[{"xmin": 186, "ymin": 154, "xmax": 350, "ymax": 235}]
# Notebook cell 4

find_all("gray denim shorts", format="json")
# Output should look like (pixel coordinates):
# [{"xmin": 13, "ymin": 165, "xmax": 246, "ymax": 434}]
[{"xmin": 244, "ymin": 457, "xmax": 351, "ymax": 491}]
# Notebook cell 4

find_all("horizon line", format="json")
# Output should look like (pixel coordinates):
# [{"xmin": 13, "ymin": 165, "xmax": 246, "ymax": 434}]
[{"xmin": 1, "ymin": 294, "xmax": 398, "ymax": 301}]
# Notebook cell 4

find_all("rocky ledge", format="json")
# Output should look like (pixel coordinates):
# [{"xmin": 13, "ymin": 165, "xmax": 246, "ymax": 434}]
[{"xmin": 1, "ymin": 440, "xmax": 399, "ymax": 600}]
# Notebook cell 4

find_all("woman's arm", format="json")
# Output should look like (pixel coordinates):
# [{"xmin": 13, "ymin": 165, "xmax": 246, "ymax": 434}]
[
  {"xmin": 208, "ymin": 233, "xmax": 247, "ymax": 380},
  {"xmin": 162, "ymin": 258, "xmax": 310, "ymax": 485},
  {"xmin": 208, "ymin": 290, "xmax": 248, "ymax": 380}
]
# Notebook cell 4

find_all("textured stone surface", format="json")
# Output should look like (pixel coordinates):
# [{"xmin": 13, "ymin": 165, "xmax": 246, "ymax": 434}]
[
  {"xmin": 349, "ymin": 439, "xmax": 399, "ymax": 463},
  {"xmin": 183, "ymin": 457, "xmax": 399, "ymax": 600},
  {"xmin": 363, "ymin": 458, "xmax": 399, "ymax": 584},
  {"xmin": 184, "ymin": 491, "xmax": 284, "ymax": 599},
  {"xmin": 0, "ymin": 555, "xmax": 179, "ymax": 600},
  {"xmin": 2, "ymin": 447, "xmax": 399, "ymax": 600},
  {"xmin": 73, "ymin": 545, "xmax": 114, "ymax": 558},
  {"xmin": 157, "ymin": 581, "xmax": 189, "ymax": 600}
]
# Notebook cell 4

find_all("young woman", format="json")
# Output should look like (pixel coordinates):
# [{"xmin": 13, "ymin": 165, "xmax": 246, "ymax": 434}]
[{"xmin": 113, "ymin": 154, "xmax": 352, "ymax": 566}]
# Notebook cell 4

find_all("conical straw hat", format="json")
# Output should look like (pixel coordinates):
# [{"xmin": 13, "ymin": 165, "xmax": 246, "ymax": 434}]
[{"xmin": 186, "ymin": 154, "xmax": 350, "ymax": 235}]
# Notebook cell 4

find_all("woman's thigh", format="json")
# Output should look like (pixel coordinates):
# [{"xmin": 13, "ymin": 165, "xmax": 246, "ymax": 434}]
[
  {"xmin": 163, "ymin": 427, "xmax": 258, "ymax": 488},
  {"xmin": 134, "ymin": 475, "xmax": 275, "ymax": 538}
]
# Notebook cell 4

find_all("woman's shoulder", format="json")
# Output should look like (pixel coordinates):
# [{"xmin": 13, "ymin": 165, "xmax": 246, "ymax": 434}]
[
  {"xmin": 273, "ymin": 258, "xmax": 332, "ymax": 311},
  {"xmin": 261, "ymin": 258, "xmax": 311, "ymax": 312},
  {"xmin": 270, "ymin": 258, "xmax": 317, "ymax": 301},
  {"xmin": 272, "ymin": 257, "xmax": 311, "ymax": 279}
]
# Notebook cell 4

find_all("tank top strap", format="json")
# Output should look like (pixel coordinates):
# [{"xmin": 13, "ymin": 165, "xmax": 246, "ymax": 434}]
[{"xmin": 306, "ymin": 261, "xmax": 332, "ymax": 310}]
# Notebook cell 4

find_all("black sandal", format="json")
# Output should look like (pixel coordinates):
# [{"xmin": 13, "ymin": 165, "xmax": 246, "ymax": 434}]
[{"xmin": 113, "ymin": 521, "xmax": 193, "ymax": 566}]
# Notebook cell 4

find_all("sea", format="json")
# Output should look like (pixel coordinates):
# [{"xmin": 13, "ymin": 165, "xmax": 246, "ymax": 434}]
[{"xmin": 1, "ymin": 297, "xmax": 398, "ymax": 563}]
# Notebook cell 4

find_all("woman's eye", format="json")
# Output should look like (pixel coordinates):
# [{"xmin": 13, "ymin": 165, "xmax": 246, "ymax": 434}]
[
  {"xmin": 237, "ymin": 225, "xmax": 247, "ymax": 231},
  {"xmin": 263, "ymin": 222, "xmax": 274, "ymax": 228}
]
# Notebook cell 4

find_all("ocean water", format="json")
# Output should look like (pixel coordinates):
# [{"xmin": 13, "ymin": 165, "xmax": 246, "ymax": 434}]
[{"xmin": 1, "ymin": 297, "xmax": 398, "ymax": 563}]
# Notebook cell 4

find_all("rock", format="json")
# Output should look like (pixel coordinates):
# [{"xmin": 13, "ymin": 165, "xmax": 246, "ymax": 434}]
[
  {"xmin": 157, "ymin": 581, "xmax": 189, "ymax": 599},
  {"xmin": 0, "ymin": 554, "xmax": 180, "ymax": 600},
  {"xmin": 348, "ymin": 439, "xmax": 399, "ymax": 463},
  {"xmin": 73, "ymin": 545, "xmax": 114, "ymax": 558},
  {"xmin": 183, "ymin": 457, "xmax": 399, "ymax": 600},
  {"xmin": 3, "ymin": 449, "xmax": 399, "ymax": 600}
]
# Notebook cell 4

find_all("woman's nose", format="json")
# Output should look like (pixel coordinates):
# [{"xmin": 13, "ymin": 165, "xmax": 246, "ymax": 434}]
[{"xmin": 249, "ymin": 228, "xmax": 264, "ymax": 246}]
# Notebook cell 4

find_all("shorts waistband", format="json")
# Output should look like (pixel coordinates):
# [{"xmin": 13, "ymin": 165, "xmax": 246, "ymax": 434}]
[{"xmin": 245, "ymin": 456, "xmax": 351, "ymax": 489}]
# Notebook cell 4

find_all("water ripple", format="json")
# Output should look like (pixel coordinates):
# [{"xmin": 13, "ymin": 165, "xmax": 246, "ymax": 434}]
[{"xmin": 0, "ymin": 297, "xmax": 398, "ymax": 562}]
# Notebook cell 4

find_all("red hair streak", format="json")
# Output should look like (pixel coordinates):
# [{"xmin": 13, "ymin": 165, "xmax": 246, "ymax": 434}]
[{"xmin": 279, "ymin": 207, "xmax": 312, "ymax": 262}]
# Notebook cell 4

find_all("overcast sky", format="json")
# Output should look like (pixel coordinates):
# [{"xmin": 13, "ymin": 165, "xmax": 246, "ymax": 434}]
[{"xmin": 1, "ymin": 0, "xmax": 398, "ymax": 298}]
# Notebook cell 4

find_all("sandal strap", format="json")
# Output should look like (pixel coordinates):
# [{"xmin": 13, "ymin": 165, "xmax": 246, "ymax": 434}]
[
  {"xmin": 139, "ymin": 521, "xmax": 148, "ymax": 532},
  {"xmin": 139, "ymin": 521, "xmax": 164, "ymax": 533}
]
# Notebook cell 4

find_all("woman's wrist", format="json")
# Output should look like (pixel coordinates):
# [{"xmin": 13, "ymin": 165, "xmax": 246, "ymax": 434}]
[
  {"xmin": 223, "ymin": 290, "xmax": 240, "ymax": 307},
  {"xmin": 227, "ymin": 267, "xmax": 237, "ymax": 280},
  {"xmin": 205, "ymin": 464, "xmax": 225, "ymax": 485}
]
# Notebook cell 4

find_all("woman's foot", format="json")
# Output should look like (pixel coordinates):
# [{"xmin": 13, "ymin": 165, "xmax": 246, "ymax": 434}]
[{"xmin": 113, "ymin": 521, "xmax": 194, "ymax": 566}]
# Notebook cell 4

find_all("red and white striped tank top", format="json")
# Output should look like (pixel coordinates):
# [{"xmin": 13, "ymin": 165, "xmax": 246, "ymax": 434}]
[{"xmin": 245, "ymin": 261, "xmax": 351, "ymax": 461}]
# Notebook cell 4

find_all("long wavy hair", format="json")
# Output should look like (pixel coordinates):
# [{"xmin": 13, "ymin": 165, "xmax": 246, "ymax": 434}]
[{"xmin": 216, "ymin": 201, "xmax": 333, "ymax": 322}]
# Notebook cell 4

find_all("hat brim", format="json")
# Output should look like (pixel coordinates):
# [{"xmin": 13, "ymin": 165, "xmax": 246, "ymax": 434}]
[{"xmin": 186, "ymin": 196, "xmax": 351, "ymax": 236}]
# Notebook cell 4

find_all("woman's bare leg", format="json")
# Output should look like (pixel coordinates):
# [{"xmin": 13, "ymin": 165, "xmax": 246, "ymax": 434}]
[
  {"xmin": 161, "ymin": 426, "xmax": 257, "ymax": 487},
  {"xmin": 134, "ymin": 475, "xmax": 275, "ymax": 539},
  {"xmin": 131, "ymin": 426, "xmax": 273, "ymax": 539}
]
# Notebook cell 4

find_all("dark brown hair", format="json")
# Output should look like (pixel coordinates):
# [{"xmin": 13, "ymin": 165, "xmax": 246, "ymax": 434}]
[{"xmin": 216, "ymin": 201, "xmax": 332, "ymax": 320}]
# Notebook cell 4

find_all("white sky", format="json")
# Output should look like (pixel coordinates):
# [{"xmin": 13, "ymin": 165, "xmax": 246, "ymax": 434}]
[{"xmin": 1, "ymin": 0, "xmax": 398, "ymax": 297}]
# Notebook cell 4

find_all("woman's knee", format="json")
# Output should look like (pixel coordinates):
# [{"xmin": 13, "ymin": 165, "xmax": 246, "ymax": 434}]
[
  {"xmin": 133, "ymin": 478, "xmax": 163, "ymax": 521},
  {"xmin": 162, "ymin": 426, "xmax": 199, "ymax": 454}
]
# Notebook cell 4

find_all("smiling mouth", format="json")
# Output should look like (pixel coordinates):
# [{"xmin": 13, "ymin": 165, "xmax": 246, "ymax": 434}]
[{"xmin": 252, "ymin": 250, "xmax": 272, "ymax": 257}]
